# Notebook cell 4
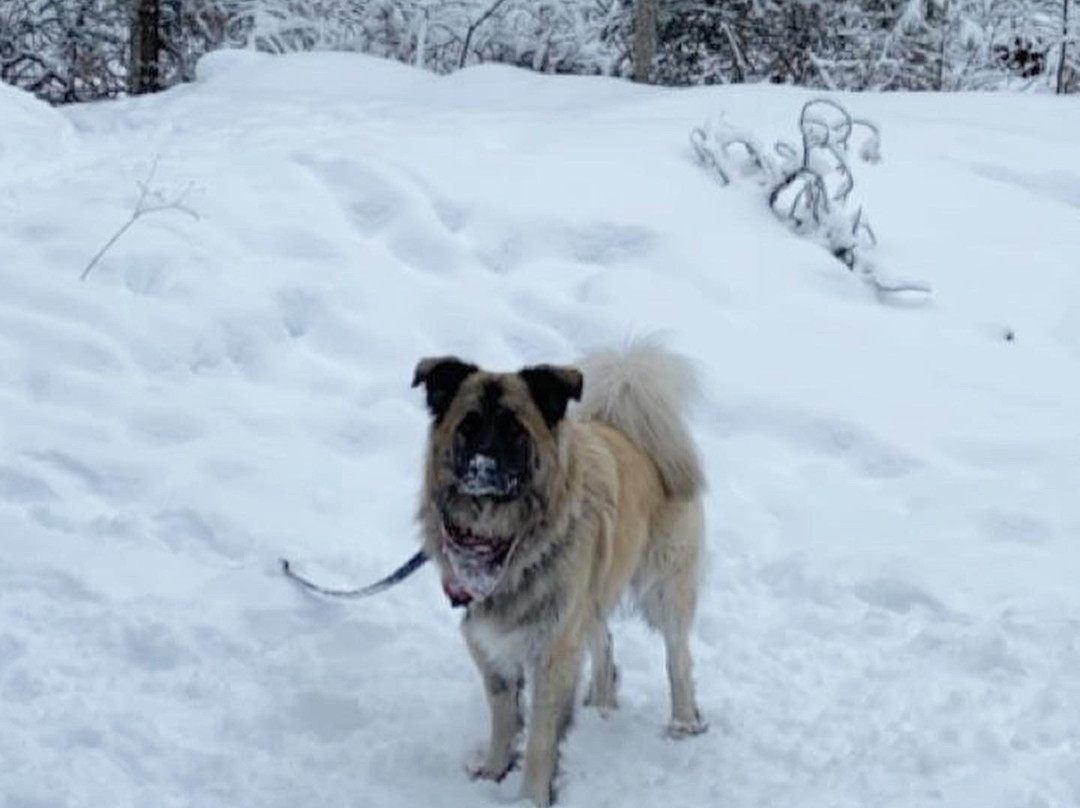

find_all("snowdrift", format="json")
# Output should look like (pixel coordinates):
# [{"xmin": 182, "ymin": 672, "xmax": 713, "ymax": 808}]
[{"xmin": 2, "ymin": 53, "xmax": 1079, "ymax": 808}]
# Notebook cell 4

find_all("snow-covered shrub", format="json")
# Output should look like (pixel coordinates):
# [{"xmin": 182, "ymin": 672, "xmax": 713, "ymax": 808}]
[
  {"xmin": 223, "ymin": 0, "xmax": 624, "ymax": 75},
  {"xmin": 637, "ymin": 0, "xmax": 1077, "ymax": 93},
  {"xmin": 0, "ymin": 0, "xmax": 247, "ymax": 102},
  {"xmin": 648, "ymin": 0, "xmax": 853, "ymax": 87},
  {"xmin": 691, "ymin": 98, "xmax": 931, "ymax": 299},
  {"xmin": 1, "ymin": 0, "xmax": 1076, "ymax": 102},
  {"xmin": 0, "ymin": 0, "xmax": 625, "ymax": 102},
  {"xmin": 0, "ymin": 0, "xmax": 128, "ymax": 102}
]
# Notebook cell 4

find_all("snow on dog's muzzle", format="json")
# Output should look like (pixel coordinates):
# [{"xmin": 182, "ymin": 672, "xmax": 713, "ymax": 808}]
[{"xmin": 458, "ymin": 454, "xmax": 520, "ymax": 498}]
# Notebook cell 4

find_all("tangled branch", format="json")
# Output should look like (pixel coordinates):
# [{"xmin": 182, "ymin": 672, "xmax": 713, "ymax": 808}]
[{"xmin": 691, "ymin": 98, "xmax": 930, "ymax": 299}]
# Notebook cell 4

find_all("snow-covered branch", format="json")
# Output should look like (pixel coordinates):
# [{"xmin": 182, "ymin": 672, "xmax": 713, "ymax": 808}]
[
  {"xmin": 692, "ymin": 98, "xmax": 932, "ymax": 300},
  {"xmin": 80, "ymin": 161, "xmax": 199, "ymax": 282}
]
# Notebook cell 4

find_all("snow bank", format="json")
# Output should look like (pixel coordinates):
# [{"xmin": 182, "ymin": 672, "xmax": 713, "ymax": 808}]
[{"xmin": 0, "ymin": 81, "xmax": 76, "ymax": 184}]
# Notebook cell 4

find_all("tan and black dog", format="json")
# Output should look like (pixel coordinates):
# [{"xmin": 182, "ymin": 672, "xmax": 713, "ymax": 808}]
[{"xmin": 412, "ymin": 339, "xmax": 707, "ymax": 806}]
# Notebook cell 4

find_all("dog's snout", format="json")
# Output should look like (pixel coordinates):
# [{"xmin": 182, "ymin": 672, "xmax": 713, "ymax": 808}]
[
  {"xmin": 474, "ymin": 420, "xmax": 498, "ymax": 454},
  {"xmin": 450, "ymin": 387, "xmax": 532, "ymax": 499},
  {"xmin": 467, "ymin": 453, "xmax": 499, "ymax": 477},
  {"xmin": 458, "ymin": 452, "xmax": 516, "ymax": 497}
]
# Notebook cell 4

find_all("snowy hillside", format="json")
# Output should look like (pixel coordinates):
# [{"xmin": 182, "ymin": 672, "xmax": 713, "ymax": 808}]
[{"xmin": 2, "ymin": 51, "xmax": 1079, "ymax": 808}]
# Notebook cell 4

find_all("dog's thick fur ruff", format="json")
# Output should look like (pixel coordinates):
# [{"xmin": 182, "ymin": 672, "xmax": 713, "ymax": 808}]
[{"xmin": 415, "ymin": 339, "xmax": 707, "ymax": 806}]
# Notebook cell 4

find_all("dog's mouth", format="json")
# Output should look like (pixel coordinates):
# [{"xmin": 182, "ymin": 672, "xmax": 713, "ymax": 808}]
[{"xmin": 440, "ymin": 519, "xmax": 516, "ymax": 607}]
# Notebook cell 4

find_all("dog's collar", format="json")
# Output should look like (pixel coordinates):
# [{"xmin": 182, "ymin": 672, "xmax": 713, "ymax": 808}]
[
  {"xmin": 442, "ymin": 575, "xmax": 473, "ymax": 608},
  {"xmin": 439, "ymin": 517, "xmax": 521, "ymax": 608}
]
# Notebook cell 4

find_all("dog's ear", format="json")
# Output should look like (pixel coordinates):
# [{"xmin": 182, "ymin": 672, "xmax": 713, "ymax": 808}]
[
  {"xmin": 412, "ymin": 357, "xmax": 478, "ymax": 421},
  {"xmin": 519, "ymin": 365, "xmax": 583, "ymax": 428}
]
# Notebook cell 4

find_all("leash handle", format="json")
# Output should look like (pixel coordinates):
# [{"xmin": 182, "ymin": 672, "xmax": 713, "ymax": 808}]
[{"xmin": 280, "ymin": 550, "xmax": 429, "ymax": 599}]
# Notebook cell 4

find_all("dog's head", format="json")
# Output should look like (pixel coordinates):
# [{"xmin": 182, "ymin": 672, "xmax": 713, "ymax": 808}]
[
  {"xmin": 413, "ymin": 356, "xmax": 583, "ymax": 605},
  {"xmin": 412, "ymin": 356, "xmax": 583, "ymax": 503}
]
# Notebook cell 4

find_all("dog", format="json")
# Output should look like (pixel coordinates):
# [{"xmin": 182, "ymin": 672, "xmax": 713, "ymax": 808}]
[{"xmin": 412, "ymin": 339, "xmax": 707, "ymax": 806}]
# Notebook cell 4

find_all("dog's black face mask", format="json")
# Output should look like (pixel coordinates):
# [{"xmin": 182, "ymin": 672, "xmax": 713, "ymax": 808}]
[
  {"xmin": 451, "ymin": 382, "xmax": 531, "ymax": 501},
  {"xmin": 413, "ymin": 356, "xmax": 583, "ymax": 606},
  {"xmin": 413, "ymin": 356, "xmax": 582, "ymax": 507}
]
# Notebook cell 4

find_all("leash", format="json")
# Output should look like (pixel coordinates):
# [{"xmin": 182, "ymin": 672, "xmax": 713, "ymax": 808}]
[{"xmin": 280, "ymin": 550, "xmax": 429, "ymax": 599}]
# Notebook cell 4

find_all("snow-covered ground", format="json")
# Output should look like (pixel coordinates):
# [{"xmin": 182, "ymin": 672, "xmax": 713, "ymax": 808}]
[{"xmin": 2, "ymin": 51, "xmax": 1079, "ymax": 808}]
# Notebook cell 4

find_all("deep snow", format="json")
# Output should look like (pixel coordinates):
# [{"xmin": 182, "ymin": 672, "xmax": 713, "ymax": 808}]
[{"xmin": 2, "ymin": 50, "xmax": 1079, "ymax": 808}]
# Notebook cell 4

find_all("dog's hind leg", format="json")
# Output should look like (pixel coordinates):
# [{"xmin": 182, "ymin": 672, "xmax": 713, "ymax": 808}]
[
  {"xmin": 465, "ymin": 632, "xmax": 523, "ymax": 782},
  {"xmin": 643, "ymin": 583, "xmax": 706, "ymax": 736},
  {"xmin": 637, "ymin": 499, "xmax": 708, "ymax": 737},
  {"xmin": 583, "ymin": 622, "xmax": 618, "ymax": 711},
  {"xmin": 660, "ymin": 614, "xmax": 706, "ymax": 737}
]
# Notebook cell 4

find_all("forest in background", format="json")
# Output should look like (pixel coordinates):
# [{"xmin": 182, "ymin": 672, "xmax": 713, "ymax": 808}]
[{"xmin": 1, "ymin": 0, "xmax": 1076, "ymax": 104}]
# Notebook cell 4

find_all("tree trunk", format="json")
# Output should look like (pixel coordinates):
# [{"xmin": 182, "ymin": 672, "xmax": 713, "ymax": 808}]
[
  {"xmin": 935, "ymin": 0, "xmax": 951, "ymax": 91},
  {"xmin": 65, "ymin": 12, "xmax": 81, "ymax": 102},
  {"xmin": 632, "ymin": 0, "xmax": 658, "ymax": 83},
  {"xmin": 1058, "ymin": 0, "xmax": 1071, "ymax": 94},
  {"xmin": 130, "ymin": 0, "xmax": 161, "ymax": 95}
]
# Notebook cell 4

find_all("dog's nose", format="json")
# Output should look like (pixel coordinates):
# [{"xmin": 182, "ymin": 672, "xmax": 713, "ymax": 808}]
[
  {"xmin": 459, "ymin": 453, "xmax": 514, "ymax": 497},
  {"xmin": 467, "ymin": 454, "xmax": 499, "ymax": 477}
]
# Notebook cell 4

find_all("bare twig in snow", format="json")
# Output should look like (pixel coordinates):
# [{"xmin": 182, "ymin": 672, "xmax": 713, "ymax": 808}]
[{"xmin": 79, "ymin": 158, "xmax": 199, "ymax": 281}]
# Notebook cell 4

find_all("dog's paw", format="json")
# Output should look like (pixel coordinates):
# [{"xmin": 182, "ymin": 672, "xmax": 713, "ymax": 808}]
[
  {"xmin": 519, "ymin": 780, "xmax": 554, "ymax": 807},
  {"xmin": 583, "ymin": 690, "xmax": 618, "ymax": 712},
  {"xmin": 666, "ymin": 713, "xmax": 709, "ymax": 739},
  {"xmin": 466, "ymin": 752, "xmax": 518, "ymax": 783},
  {"xmin": 583, "ymin": 664, "xmax": 619, "ymax": 712}
]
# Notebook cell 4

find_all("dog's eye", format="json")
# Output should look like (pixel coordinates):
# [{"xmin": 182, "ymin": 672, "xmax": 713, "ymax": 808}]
[
  {"xmin": 459, "ymin": 412, "xmax": 482, "ymax": 438},
  {"xmin": 496, "ymin": 411, "xmax": 519, "ymax": 435},
  {"xmin": 498, "ymin": 413, "xmax": 529, "ymax": 446}
]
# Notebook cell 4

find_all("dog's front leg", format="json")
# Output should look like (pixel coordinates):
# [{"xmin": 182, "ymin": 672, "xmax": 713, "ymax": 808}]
[
  {"xmin": 466, "ymin": 631, "xmax": 523, "ymax": 781},
  {"xmin": 521, "ymin": 625, "xmax": 584, "ymax": 806}
]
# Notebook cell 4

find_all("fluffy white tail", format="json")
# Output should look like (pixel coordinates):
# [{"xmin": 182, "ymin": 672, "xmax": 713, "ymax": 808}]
[{"xmin": 576, "ymin": 338, "xmax": 705, "ymax": 499}]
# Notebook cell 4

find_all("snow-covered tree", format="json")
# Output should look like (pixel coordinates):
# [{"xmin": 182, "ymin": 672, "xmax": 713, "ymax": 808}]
[
  {"xmin": 0, "ymin": 0, "xmax": 128, "ymax": 102},
  {"xmin": 0, "ymin": 0, "xmax": 1075, "ymax": 101}
]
